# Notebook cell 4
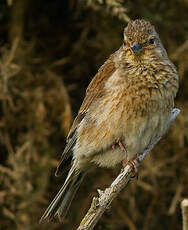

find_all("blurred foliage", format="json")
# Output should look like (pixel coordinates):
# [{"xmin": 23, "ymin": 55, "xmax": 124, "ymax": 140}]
[{"xmin": 0, "ymin": 0, "xmax": 187, "ymax": 229}]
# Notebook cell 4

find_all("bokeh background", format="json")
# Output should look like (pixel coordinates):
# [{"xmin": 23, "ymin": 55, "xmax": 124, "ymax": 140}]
[{"xmin": 0, "ymin": 0, "xmax": 187, "ymax": 229}]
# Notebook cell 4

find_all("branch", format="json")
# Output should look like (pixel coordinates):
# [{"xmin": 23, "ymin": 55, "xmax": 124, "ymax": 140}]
[
  {"xmin": 77, "ymin": 108, "xmax": 180, "ymax": 230},
  {"xmin": 181, "ymin": 199, "xmax": 188, "ymax": 230}
]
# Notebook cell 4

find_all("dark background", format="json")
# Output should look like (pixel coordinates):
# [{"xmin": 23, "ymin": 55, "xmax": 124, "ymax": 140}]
[{"xmin": 0, "ymin": 0, "xmax": 187, "ymax": 229}]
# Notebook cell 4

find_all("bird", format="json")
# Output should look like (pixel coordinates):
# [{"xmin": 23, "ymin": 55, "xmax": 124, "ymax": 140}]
[{"xmin": 40, "ymin": 19, "xmax": 179, "ymax": 222}]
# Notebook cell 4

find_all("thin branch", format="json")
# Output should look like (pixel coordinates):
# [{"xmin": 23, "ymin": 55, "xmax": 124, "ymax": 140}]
[
  {"xmin": 181, "ymin": 199, "xmax": 188, "ymax": 230},
  {"xmin": 77, "ymin": 108, "xmax": 180, "ymax": 230},
  {"xmin": 86, "ymin": 0, "xmax": 130, "ymax": 23}
]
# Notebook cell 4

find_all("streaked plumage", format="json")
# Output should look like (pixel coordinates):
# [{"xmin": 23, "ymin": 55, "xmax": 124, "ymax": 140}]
[{"xmin": 40, "ymin": 19, "xmax": 178, "ymax": 222}]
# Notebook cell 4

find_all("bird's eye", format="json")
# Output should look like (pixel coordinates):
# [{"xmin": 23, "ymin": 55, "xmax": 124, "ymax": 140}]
[
  {"xmin": 123, "ymin": 40, "xmax": 126, "ymax": 46},
  {"xmin": 149, "ymin": 38, "xmax": 155, "ymax": 45}
]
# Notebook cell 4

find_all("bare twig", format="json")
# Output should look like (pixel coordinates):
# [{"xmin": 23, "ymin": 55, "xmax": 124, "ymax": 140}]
[
  {"xmin": 77, "ymin": 108, "xmax": 180, "ymax": 230},
  {"xmin": 86, "ymin": 0, "xmax": 130, "ymax": 23},
  {"xmin": 181, "ymin": 199, "xmax": 188, "ymax": 230},
  {"xmin": 168, "ymin": 184, "xmax": 183, "ymax": 215}
]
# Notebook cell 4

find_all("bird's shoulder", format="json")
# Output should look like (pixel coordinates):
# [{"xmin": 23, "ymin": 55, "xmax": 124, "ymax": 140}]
[
  {"xmin": 55, "ymin": 52, "xmax": 118, "ymax": 176},
  {"xmin": 67, "ymin": 52, "xmax": 117, "ymax": 141}
]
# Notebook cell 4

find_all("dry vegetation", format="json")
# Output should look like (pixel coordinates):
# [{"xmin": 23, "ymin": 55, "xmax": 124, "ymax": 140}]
[{"xmin": 0, "ymin": 0, "xmax": 187, "ymax": 229}]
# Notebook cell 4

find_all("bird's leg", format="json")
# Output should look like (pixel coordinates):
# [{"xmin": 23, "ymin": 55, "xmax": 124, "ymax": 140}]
[
  {"xmin": 112, "ymin": 139, "xmax": 138, "ymax": 175},
  {"xmin": 112, "ymin": 139, "xmax": 127, "ymax": 152},
  {"xmin": 118, "ymin": 140, "xmax": 127, "ymax": 152}
]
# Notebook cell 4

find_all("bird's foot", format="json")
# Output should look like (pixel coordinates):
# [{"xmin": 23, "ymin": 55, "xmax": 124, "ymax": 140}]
[
  {"xmin": 122, "ymin": 159, "xmax": 128, "ymax": 168},
  {"xmin": 112, "ymin": 139, "xmax": 127, "ymax": 152},
  {"xmin": 128, "ymin": 159, "xmax": 138, "ymax": 173},
  {"xmin": 122, "ymin": 157, "xmax": 139, "ymax": 179}
]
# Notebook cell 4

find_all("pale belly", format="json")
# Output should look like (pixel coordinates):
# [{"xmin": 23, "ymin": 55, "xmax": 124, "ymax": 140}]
[
  {"xmin": 73, "ymin": 97, "xmax": 170, "ymax": 168},
  {"xmin": 90, "ymin": 111, "xmax": 169, "ymax": 167}
]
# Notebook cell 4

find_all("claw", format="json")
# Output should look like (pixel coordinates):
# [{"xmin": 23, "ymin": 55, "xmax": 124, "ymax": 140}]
[
  {"xmin": 128, "ymin": 159, "xmax": 138, "ymax": 173},
  {"xmin": 122, "ymin": 157, "xmax": 139, "ymax": 179},
  {"xmin": 129, "ymin": 158, "xmax": 139, "ymax": 179},
  {"xmin": 122, "ymin": 159, "xmax": 127, "ymax": 168}
]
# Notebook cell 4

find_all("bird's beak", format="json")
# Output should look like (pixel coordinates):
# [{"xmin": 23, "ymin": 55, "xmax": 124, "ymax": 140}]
[{"xmin": 131, "ymin": 42, "xmax": 143, "ymax": 54}]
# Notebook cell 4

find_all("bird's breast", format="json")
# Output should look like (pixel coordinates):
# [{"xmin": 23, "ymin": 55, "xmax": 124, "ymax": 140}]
[
  {"xmin": 102, "ymin": 67, "xmax": 174, "ymax": 118},
  {"xmin": 73, "ymin": 66, "xmax": 177, "ymax": 165}
]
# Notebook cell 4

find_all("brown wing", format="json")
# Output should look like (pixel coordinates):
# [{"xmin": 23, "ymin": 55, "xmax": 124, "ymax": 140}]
[{"xmin": 55, "ymin": 53, "xmax": 116, "ymax": 176}]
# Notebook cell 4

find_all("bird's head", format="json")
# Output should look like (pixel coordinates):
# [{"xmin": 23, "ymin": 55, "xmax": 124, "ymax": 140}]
[{"xmin": 123, "ymin": 19, "xmax": 167, "ymax": 63}]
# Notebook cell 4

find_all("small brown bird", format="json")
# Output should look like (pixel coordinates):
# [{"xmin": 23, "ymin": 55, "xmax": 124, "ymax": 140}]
[{"xmin": 40, "ymin": 19, "xmax": 178, "ymax": 222}]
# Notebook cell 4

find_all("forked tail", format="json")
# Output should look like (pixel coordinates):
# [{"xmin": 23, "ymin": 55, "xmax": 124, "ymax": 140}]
[{"xmin": 40, "ymin": 167, "xmax": 84, "ymax": 222}]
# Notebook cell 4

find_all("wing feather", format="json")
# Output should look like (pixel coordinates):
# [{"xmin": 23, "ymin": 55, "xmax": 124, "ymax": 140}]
[{"xmin": 55, "ymin": 53, "xmax": 116, "ymax": 176}]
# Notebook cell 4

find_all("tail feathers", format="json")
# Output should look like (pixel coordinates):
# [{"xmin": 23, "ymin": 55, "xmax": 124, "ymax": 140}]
[
  {"xmin": 56, "ymin": 176, "xmax": 83, "ymax": 221},
  {"xmin": 40, "ymin": 169, "xmax": 84, "ymax": 223}
]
